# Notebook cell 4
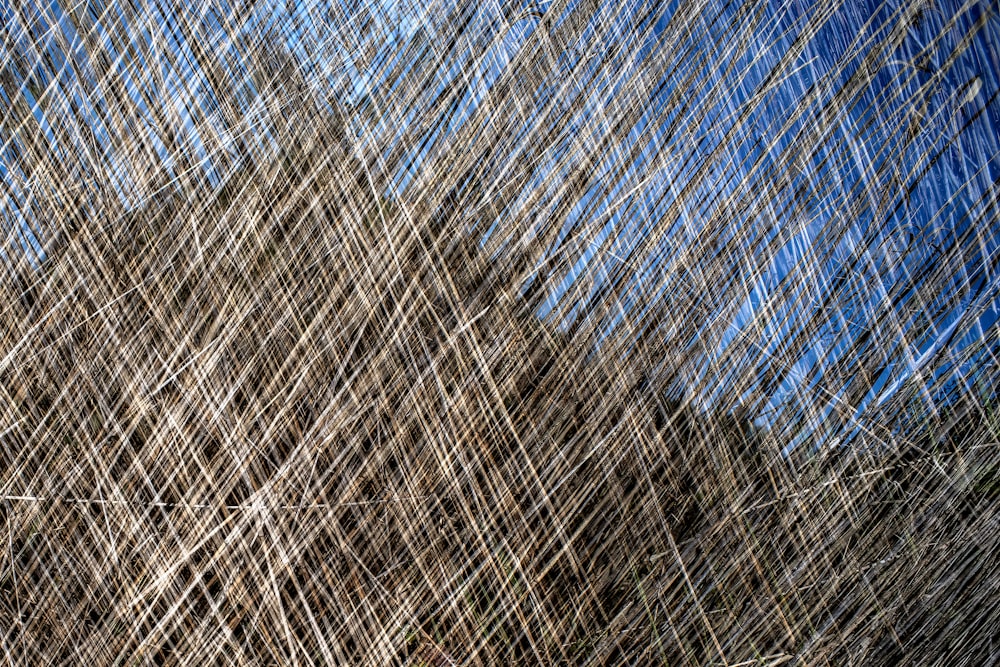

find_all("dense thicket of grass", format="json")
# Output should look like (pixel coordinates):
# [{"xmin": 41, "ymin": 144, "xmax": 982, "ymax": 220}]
[
  {"xmin": 3, "ymin": 128, "xmax": 999, "ymax": 664},
  {"xmin": 2, "ymin": 0, "xmax": 1000, "ymax": 664}
]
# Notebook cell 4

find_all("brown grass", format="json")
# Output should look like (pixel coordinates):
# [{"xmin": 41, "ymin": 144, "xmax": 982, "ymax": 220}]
[{"xmin": 2, "ymin": 0, "xmax": 1000, "ymax": 664}]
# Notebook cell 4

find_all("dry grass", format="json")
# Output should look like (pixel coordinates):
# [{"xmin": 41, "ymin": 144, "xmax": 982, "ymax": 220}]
[{"xmin": 2, "ymin": 0, "xmax": 1000, "ymax": 664}]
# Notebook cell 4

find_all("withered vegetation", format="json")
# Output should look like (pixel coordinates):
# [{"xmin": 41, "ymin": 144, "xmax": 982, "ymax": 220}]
[{"xmin": 2, "ymin": 0, "xmax": 1000, "ymax": 664}]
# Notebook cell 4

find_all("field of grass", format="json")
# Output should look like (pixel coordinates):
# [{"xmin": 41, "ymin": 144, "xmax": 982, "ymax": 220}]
[{"xmin": 2, "ymin": 0, "xmax": 1000, "ymax": 663}]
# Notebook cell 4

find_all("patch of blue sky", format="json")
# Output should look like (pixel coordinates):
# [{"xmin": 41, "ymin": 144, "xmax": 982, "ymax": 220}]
[
  {"xmin": 393, "ymin": 0, "xmax": 631, "ymax": 200},
  {"xmin": 537, "ymin": 201, "xmax": 621, "ymax": 323}
]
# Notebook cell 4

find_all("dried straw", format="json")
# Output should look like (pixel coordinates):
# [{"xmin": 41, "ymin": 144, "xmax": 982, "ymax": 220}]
[{"xmin": 2, "ymin": 0, "xmax": 999, "ymax": 664}]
